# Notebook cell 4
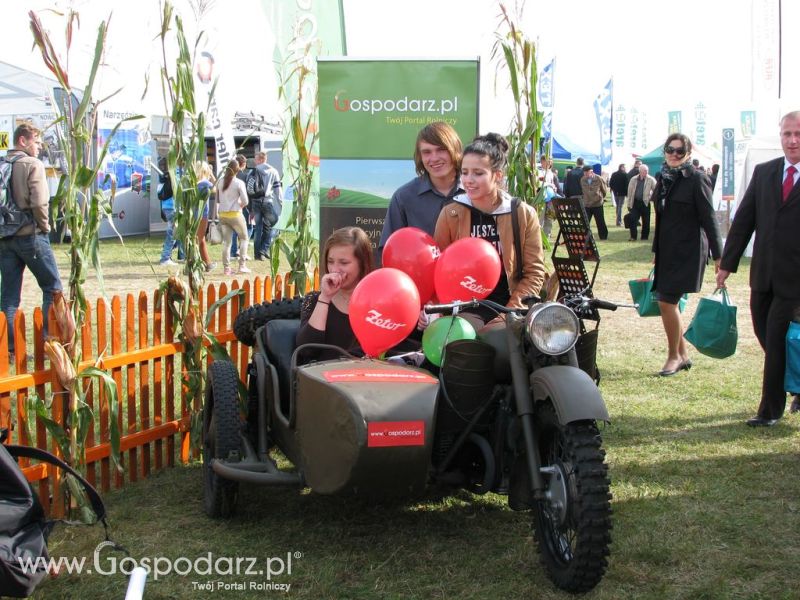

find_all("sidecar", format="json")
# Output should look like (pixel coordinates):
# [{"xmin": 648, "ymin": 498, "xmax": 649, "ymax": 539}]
[{"xmin": 202, "ymin": 316, "xmax": 440, "ymax": 517}]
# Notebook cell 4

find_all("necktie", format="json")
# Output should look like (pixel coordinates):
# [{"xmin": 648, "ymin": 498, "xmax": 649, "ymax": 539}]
[{"xmin": 783, "ymin": 165, "xmax": 797, "ymax": 202}]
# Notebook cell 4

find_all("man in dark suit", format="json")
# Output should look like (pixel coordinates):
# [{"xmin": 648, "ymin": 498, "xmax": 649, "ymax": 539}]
[
  {"xmin": 562, "ymin": 157, "xmax": 585, "ymax": 198},
  {"xmin": 717, "ymin": 111, "xmax": 800, "ymax": 426}
]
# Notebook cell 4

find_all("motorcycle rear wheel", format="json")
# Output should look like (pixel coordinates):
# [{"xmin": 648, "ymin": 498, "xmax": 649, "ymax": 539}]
[{"xmin": 531, "ymin": 402, "xmax": 612, "ymax": 593}]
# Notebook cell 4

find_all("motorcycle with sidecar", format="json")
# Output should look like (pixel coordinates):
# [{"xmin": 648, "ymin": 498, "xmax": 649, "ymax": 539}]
[{"xmin": 203, "ymin": 294, "xmax": 614, "ymax": 593}]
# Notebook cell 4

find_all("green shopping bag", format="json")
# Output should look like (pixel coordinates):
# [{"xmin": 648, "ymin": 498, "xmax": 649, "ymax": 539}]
[
  {"xmin": 628, "ymin": 269, "xmax": 687, "ymax": 317},
  {"xmin": 683, "ymin": 288, "xmax": 737, "ymax": 358}
]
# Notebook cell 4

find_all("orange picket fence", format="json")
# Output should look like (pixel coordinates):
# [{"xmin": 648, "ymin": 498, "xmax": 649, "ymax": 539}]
[{"xmin": 0, "ymin": 270, "xmax": 317, "ymax": 516}]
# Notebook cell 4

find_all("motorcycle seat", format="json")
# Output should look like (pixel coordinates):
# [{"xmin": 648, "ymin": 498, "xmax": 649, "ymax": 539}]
[{"xmin": 260, "ymin": 319, "xmax": 300, "ymax": 408}]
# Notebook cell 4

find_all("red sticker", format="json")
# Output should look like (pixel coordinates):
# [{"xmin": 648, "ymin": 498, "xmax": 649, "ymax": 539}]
[
  {"xmin": 322, "ymin": 369, "xmax": 437, "ymax": 384},
  {"xmin": 367, "ymin": 421, "xmax": 426, "ymax": 447}
]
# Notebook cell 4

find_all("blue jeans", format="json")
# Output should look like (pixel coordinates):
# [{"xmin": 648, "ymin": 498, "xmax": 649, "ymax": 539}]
[
  {"xmin": 0, "ymin": 233, "xmax": 63, "ymax": 353},
  {"xmin": 160, "ymin": 209, "xmax": 184, "ymax": 261},
  {"xmin": 253, "ymin": 200, "xmax": 278, "ymax": 258}
]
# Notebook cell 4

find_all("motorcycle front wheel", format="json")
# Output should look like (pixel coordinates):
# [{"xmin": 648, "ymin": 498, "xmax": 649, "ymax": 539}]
[{"xmin": 531, "ymin": 402, "xmax": 612, "ymax": 593}]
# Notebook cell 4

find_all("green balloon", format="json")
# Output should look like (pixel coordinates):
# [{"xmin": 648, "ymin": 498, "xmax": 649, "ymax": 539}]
[{"xmin": 422, "ymin": 316, "xmax": 477, "ymax": 367}]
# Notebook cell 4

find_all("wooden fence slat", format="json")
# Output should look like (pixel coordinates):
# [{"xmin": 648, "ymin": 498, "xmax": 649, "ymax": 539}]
[
  {"xmin": 153, "ymin": 290, "xmax": 163, "ymax": 471},
  {"xmin": 82, "ymin": 304, "xmax": 96, "ymax": 488},
  {"xmin": 32, "ymin": 309, "xmax": 50, "ymax": 512},
  {"xmin": 47, "ymin": 307, "xmax": 66, "ymax": 517},
  {"xmin": 111, "ymin": 297, "xmax": 124, "ymax": 489},
  {"xmin": 164, "ymin": 298, "xmax": 175, "ymax": 468},
  {"xmin": 125, "ymin": 295, "xmax": 137, "ymax": 483},
  {"xmin": 96, "ymin": 299, "xmax": 110, "ymax": 493},
  {"xmin": 138, "ymin": 292, "xmax": 150, "ymax": 479},
  {"xmin": 0, "ymin": 313, "xmax": 10, "ymax": 434}
]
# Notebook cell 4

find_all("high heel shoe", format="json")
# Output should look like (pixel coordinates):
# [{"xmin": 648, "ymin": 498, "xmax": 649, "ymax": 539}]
[{"xmin": 681, "ymin": 359, "xmax": 693, "ymax": 371}]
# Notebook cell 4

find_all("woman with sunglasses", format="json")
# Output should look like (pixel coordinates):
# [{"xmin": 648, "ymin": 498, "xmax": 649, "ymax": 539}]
[{"xmin": 651, "ymin": 133, "xmax": 722, "ymax": 376}]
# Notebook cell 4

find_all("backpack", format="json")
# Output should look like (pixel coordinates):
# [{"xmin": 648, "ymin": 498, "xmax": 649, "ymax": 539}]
[
  {"xmin": 0, "ymin": 155, "xmax": 35, "ymax": 239},
  {"xmin": 245, "ymin": 167, "xmax": 265, "ymax": 200},
  {"xmin": 0, "ymin": 429, "xmax": 115, "ymax": 598},
  {"xmin": 157, "ymin": 174, "xmax": 172, "ymax": 202}
]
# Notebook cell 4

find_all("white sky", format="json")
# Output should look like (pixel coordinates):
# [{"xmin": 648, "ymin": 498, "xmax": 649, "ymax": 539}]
[{"xmin": 0, "ymin": 0, "xmax": 793, "ymax": 154}]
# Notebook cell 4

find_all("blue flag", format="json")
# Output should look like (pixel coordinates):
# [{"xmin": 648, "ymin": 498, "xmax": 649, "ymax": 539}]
[{"xmin": 593, "ymin": 78, "xmax": 613, "ymax": 165}]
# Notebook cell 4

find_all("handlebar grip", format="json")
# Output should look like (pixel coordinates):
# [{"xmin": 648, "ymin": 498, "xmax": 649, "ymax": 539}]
[
  {"xmin": 590, "ymin": 299, "xmax": 618, "ymax": 311},
  {"xmin": 424, "ymin": 300, "xmax": 479, "ymax": 314}
]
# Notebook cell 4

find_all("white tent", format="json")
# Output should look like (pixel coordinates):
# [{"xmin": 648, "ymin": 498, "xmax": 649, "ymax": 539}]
[{"xmin": 0, "ymin": 61, "xmax": 58, "ymax": 116}]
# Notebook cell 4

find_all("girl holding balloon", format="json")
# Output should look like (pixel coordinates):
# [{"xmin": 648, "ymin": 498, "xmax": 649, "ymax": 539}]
[
  {"xmin": 434, "ymin": 133, "xmax": 546, "ymax": 327},
  {"xmin": 296, "ymin": 227, "xmax": 375, "ymax": 362}
]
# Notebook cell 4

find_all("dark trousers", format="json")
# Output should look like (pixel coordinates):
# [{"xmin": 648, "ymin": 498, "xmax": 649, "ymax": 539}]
[
  {"xmin": 750, "ymin": 290, "xmax": 800, "ymax": 419},
  {"xmin": 585, "ymin": 205, "xmax": 608, "ymax": 240},
  {"xmin": 628, "ymin": 199, "xmax": 651, "ymax": 240},
  {"xmin": 612, "ymin": 193, "xmax": 625, "ymax": 225}
]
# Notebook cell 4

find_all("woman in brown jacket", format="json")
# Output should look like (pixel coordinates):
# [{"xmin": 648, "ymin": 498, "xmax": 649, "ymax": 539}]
[{"xmin": 434, "ymin": 133, "xmax": 545, "ymax": 327}]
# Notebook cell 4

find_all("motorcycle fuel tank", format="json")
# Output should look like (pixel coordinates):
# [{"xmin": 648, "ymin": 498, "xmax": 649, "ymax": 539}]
[{"xmin": 294, "ymin": 358, "xmax": 439, "ymax": 496}]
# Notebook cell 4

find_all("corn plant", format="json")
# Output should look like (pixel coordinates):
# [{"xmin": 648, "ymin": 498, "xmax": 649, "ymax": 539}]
[
  {"xmin": 156, "ymin": 2, "xmax": 243, "ymax": 440},
  {"xmin": 275, "ymin": 41, "xmax": 320, "ymax": 294},
  {"xmin": 28, "ymin": 9, "xmax": 125, "ymax": 482},
  {"xmin": 492, "ymin": 0, "xmax": 544, "ymax": 213}
]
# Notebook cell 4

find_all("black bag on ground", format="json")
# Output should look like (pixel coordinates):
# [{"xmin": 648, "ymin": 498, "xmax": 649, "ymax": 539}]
[
  {"xmin": 0, "ymin": 155, "xmax": 35, "ymax": 239},
  {"xmin": 623, "ymin": 211, "xmax": 634, "ymax": 229},
  {"xmin": 0, "ymin": 429, "xmax": 112, "ymax": 598}
]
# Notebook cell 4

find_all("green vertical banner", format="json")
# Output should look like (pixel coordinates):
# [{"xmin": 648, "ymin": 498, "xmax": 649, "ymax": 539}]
[
  {"xmin": 740, "ymin": 110, "xmax": 756, "ymax": 138},
  {"xmin": 317, "ymin": 59, "xmax": 479, "ymax": 249},
  {"xmin": 261, "ymin": 0, "xmax": 347, "ymax": 234},
  {"xmin": 668, "ymin": 111, "xmax": 682, "ymax": 134}
]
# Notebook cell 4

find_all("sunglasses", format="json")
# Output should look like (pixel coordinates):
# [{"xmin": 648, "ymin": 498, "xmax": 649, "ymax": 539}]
[{"xmin": 664, "ymin": 145, "xmax": 686, "ymax": 157}]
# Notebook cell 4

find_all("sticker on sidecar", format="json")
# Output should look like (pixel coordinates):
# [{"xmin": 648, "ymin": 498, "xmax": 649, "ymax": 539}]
[
  {"xmin": 367, "ymin": 421, "xmax": 426, "ymax": 447},
  {"xmin": 322, "ymin": 369, "xmax": 437, "ymax": 383}
]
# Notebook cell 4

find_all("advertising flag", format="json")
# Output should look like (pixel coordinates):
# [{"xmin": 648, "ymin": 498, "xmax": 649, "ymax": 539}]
[
  {"xmin": 668, "ymin": 111, "xmax": 682, "ymax": 134},
  {"xmin": 722, "ymin": 128, "xmax": 735, "ymax": 203},
  {"xmin": 194, "ymin": 49, "xmax": 235, "ymax": 176},
  {"xmin": 538, "ymin": 58, "xmax": 555, "ymax": 152},
  {"xmin": 261, "ymin": 0, "xmax": 348, "ymax": 235},
  {"xmin": 740, "ymin": 110, "xmax": 756, "ymax": 137},
  {"xmin": 593, "ymin": 78, "xmax": 612, "ymax": 165},
  {"xmin": 694, "ymin": 102, "xmax": 707, "ymax": 146}
]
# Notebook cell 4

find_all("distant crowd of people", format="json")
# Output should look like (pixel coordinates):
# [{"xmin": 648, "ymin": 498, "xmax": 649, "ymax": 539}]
[{"xmin": 157, "ymin": 151, "xmax": 282, "ymax": 275}]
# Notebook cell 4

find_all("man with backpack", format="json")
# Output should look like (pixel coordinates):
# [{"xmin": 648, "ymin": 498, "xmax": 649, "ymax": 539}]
[
  {"xmin": 246, "ymin": 151, "xmax": 282, "ymax": 260},
  {"xmin": 0, "ymin": 124, "xmax": 63, "ymax": 358}
]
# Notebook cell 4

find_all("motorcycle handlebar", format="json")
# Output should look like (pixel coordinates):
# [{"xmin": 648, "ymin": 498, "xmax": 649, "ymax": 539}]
[{"xmin": 423, "ymin": 298, "xmax": 513, "ymax": 315}]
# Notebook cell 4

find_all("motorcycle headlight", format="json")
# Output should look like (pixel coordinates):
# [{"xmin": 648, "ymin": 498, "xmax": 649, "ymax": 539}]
[{"xmin": 524, "ymin": 302, "xmax": 580, "ymax": 355}]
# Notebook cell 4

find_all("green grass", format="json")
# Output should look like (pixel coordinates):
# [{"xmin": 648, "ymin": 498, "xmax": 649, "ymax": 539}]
[{"xmin": 28, "ymin": 205, "xmax": 800, "ymax": 599}]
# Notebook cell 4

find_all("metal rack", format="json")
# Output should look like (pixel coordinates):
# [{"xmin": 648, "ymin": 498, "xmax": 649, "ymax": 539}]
[{"xmin": 551, "ymin": 197, "xmax": 601, "ymax": 322}]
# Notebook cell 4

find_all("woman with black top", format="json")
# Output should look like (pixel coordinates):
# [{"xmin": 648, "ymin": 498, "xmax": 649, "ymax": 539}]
[
  {"xmin": 296, "ymin": 227, "xmax": 374, "ymax": 362},
  {"xmin": 652, "ymin": 132, "xmax": 722, "ymax": 376},
  {"xmin": 433, "ymin": 133, "xmax": 545, "ymax": 329}
]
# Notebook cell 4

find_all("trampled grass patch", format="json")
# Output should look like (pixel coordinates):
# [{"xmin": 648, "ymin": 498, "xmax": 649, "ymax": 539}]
[{"xmin": 27, "ymin": 209, "xmax": 800, "ymax": 599}]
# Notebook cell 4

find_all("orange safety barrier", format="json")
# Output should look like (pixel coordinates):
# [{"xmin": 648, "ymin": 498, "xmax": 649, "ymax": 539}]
[{"xmin": 0, "ymin": 270, "xmax": 317, "ymax": 516}]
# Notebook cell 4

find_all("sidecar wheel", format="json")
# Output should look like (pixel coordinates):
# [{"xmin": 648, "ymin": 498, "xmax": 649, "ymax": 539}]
[
  {"xmin": 531, "ymin": 402, "xmax": 612, "ymax": 593},
  {"xmin": 233, "ymin": 296, "xmax": 303, "ymax": 346},
  {"xmin": 203, "ymin": 360, "xmax": 241, "ymax": 518}
]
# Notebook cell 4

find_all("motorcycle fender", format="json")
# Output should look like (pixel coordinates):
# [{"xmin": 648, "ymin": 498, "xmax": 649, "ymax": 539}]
[{"xmin": 529, "ymin": 365, "xmax": 610, "ymax": 424}]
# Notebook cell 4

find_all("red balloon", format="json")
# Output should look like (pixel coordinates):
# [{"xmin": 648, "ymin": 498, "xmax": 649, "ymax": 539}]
[
  {"xmin": 382, "ymin": 227, "xmax": 440, "ymax": 305},
  {"xmin": 349, "ymin": 268, "xmax": 421, "ymax": 357},
  {"xmin": 434, "ymin": 238, "xmax": 502, "ymax": 302}
]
